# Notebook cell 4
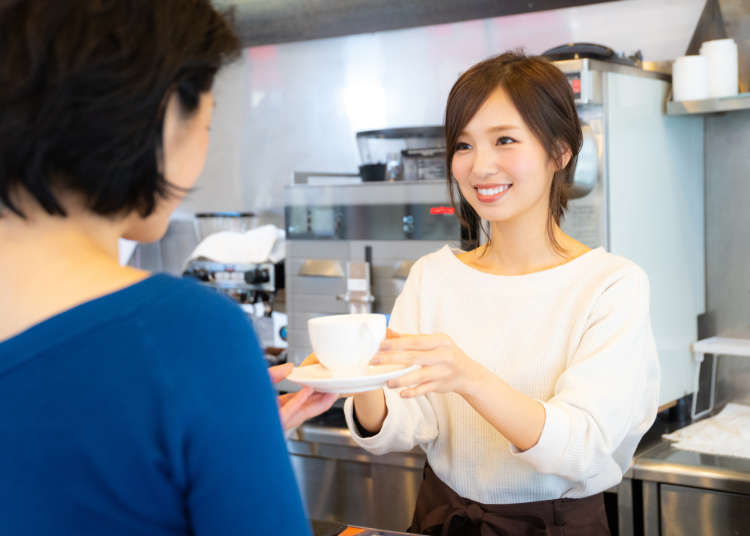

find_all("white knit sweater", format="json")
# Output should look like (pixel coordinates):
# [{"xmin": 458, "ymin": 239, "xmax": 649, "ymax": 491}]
[{"xmin": 344, "ymin": 245, "xmax": 659, "ymax": 504}]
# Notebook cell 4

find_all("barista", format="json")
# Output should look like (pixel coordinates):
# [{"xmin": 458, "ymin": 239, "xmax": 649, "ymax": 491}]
[{"xmin": 342, "ymin": 52, "xmax": 660, "ymax": 535}]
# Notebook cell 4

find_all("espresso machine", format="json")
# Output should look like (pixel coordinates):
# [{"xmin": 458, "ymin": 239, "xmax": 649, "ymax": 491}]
[
  {"xmin": 182, "ymin": 212, "xmax": 289, "ymax": 363},
  {"xmin": 284, "ymin": 177, "xmax": 465, "ymax": 366}
]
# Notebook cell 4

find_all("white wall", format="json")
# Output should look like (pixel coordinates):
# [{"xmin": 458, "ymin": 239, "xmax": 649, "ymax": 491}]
[{"xmin": 179, "ymin": 0, "xmax": 704, "ymax": 224}]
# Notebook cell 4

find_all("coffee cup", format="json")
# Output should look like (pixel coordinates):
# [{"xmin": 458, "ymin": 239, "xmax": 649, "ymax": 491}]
[{"xmin": 307, "ymin": 314, "xmax": 386, "ymax": 377}]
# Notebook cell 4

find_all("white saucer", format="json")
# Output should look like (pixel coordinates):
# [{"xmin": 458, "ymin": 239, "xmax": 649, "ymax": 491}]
[{"xmin": 286, "ymin": 364, "xmax": 420, "ymax": 394}]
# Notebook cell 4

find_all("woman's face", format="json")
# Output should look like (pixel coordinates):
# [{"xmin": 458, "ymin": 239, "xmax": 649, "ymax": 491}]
[
  {"xmin": 451, "ymin": 86, "xmax": 563, "ymax": 228},
  {"xmin": 124, "ymin": 91, "xmax": 214, "ymax": 242}
]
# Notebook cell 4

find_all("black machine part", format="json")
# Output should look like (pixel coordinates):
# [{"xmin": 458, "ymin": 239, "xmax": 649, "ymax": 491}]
[{"xmin": 542, "ymin": 42, "xmax": 642, "ymax": 66}]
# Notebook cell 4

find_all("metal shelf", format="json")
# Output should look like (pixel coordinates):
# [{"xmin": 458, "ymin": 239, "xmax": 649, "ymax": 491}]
[
  {"xmin": 690, "ymin": 336, "xmax": 750, "ymax": 420},
  {"xmin": 692, "ymin": 336, "xmax": 750, "ymax": 357},
  {"xmin": 667, "ymin": 93, "xmax": 750, "ymax": 115}
]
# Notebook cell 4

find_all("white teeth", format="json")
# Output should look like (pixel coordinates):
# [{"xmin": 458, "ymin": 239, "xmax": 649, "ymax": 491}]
[{"xmin": 477, "ymin": 185, "xmax": 511, "ymax": 196}]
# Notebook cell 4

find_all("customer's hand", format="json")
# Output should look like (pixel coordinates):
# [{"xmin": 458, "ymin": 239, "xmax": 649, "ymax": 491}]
[{"xmin": 268, "ymin": 363, "xmax": 337, "ymax": 431}]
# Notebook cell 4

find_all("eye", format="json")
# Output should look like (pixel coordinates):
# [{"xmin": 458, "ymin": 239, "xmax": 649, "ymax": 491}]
[
  {"xmin": 496, "ymin": 136, "xmax": 516, "ymax": 145},
  {"xmin": 455, "ymin": 141, "xmax": 472, "ymax": 151}
]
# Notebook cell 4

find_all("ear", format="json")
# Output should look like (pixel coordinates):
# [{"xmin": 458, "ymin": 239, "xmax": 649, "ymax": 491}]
[{"xmin": 554, "ymin": 140, "xmax": 572, "ymax": 171}]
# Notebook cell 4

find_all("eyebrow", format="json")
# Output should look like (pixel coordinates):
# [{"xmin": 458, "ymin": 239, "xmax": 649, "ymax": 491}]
[{"xmin": 459, "ymin": 125, "xmax": 522, "ymax": 137}]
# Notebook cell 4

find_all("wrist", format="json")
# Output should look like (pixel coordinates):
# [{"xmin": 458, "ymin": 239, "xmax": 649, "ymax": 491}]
[{"xmin": 457, "ymin": 361, "xmax": 491, "ymax": 399}]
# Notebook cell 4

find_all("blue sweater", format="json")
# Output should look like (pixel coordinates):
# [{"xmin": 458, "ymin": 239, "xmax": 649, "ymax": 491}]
[{"xmin": 0, "ymin": 274, "xmax": 310, "ymax": 535}]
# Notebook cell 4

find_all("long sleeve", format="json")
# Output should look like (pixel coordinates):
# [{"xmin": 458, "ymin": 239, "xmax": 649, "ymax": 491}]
[
  {"xmin": 344, "ymin": 258, "xmax": 439, "ymax": 455},
  {"xmin": 511, "ymin": 266, "xmax": 660, "ymax": 495},
  {"xmin": 181, "ymin": 310, "xmax": 311, "ymax": 535}
]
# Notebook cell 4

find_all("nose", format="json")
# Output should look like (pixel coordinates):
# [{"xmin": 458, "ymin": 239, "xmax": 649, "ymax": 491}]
[{"xmin": 470, "ymin": 145, "xmax": 499, "ymax": 180}]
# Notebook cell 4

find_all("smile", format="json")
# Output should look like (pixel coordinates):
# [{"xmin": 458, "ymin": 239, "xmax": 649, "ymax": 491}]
[{"xmin": 475, "ymin": 184, "xmax": 512, "ymax": 202}]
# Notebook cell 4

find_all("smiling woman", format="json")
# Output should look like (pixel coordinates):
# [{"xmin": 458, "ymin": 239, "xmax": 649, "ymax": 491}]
[{"xmin": 343, "ymin": 51, "xmax": 659, "ymax": 536}]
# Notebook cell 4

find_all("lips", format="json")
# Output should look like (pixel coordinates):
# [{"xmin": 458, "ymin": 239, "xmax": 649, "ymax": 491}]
[{"xmin": 474, "ymin": 183, "xmax": 512, "ymax": 203}]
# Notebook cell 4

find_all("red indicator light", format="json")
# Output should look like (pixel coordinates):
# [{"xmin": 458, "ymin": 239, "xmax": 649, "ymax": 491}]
[{"xmin": 430, "ymin": 206, "xmax": 455, "ymax": 215}]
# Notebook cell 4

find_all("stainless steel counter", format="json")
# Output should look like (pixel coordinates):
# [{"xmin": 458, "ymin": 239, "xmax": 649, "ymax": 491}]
[
  {"xmin": 287, "ymin": 418, "xmax": 426, "ymax": 532},
  {"xmin": 633, "ymin": 440, "xmax": 750, "ymax": 495},
  {"xmin": 289, "ymin": 407, "xmax": 750, "ymax": 536},
  {"xmin": 629, "ymin": 439, "xmax": 750, "ymax": 536}
]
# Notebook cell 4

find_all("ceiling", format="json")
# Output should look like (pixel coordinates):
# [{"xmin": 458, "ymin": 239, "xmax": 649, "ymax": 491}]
[{"xmin": 213, "ymin": 0, "xmax": 621, "ymax": 47}]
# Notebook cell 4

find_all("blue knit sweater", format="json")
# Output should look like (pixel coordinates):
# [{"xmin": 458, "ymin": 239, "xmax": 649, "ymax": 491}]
[{"xmin": 0, "ymin": 274, "xmax": 310, "ymax": 535}]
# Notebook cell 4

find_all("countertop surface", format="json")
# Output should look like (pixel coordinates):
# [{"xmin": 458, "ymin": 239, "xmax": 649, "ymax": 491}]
[
  {"xmin": 631, "ymin": 438, "xmax": 750, "ymax": 494},
  {"xmin": 293, "ymin": 405, "xmax": 750, "ymax": 496}
]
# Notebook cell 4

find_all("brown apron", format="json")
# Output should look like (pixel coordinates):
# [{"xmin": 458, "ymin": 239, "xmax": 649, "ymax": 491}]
[{"xmin": 407, "ymin": 465, "xmax": 611, "ymax": 536}]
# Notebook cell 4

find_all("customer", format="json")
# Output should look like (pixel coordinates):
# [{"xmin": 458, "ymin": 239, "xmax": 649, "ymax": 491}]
[
  {"xmin": 341, "ymin": 52, "xmax": 660, "ymax": 535},
  {"xmin": 0, "ymin": 1, "xmax": 332, "ymax": 534}
]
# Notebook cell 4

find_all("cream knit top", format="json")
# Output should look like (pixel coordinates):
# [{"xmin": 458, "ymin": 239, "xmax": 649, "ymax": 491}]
[{"xmin": 344, "ymin": 245, "xmax": 659, "ymax": 503}]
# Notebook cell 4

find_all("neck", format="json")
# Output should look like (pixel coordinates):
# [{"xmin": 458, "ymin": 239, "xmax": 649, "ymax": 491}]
[
  {"xmin": 0, "ymin": 197, "xmax": 149, "ymax": 342},
  {"xmin": 478, "ymin": 204, "xmax": 576, "ymax": 276},
  {"xmin": 0, "ymin": 204, "xmax": 123, "ymax": 270}
]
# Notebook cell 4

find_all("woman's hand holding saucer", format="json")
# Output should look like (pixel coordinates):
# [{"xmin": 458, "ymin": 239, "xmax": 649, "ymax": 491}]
[{"xmin": 372, "ymin": 330, "xmax": 486, "ymax": 398}]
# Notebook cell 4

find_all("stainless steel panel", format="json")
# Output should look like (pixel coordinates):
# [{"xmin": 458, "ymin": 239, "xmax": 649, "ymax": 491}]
[
  {"xmin": 291, "ymin": 312, "xmax": 347, "ymax": 330},
  {"xmin": 287, "ymin": 241, "xmax": 351, "ymax": 259},
  {"xmin": 704, "ymin": 110, "xmax": 750, "ymax": 411},
  {"xmin": 290, "ymin": 276, "xmax": 347, "ymax": 296},
  {"xmin": 298, "ymin": 259, "xmax": 346, "ymax": 278},
  {"xmin": 288, "ymin": 423, "xmax": 426, "ymax": 531},
  {"xmin": 633, "ymin": 441, "xmax": 750, "ymax": 496},
  {"xmin": 643, "ymin": 481, "xmax": 660, "ymax": 536},
  {"xmin": 285, "ymin": 181, "xmax": 452, "ymax": 207},
  {"xmin": 559, "ymin": 108, "xmax": 607, "ymax": 250},
  {"xmin": 289, "ymin": 453, "xmax": 422, "ymax": 531},
  {"xmin": 348, "ymin": 240, "xmax": 450, "ymax": 262},
  {"xmin": 370, "ymin": 277, "xmax": 403, "ymax": 301},
  {"xmin": 667, "ymin": 94, "xmax": 750, "ymax": 115},
  {"xmin": 617, "ymin": 477, "xmax": 635, "ymax": 536},
  {"xmin": 289, "ymin": 294, "xmax": 350, "ymax": 314},
  {"xmin": 393, "ymin": 261, "xmax": 415, "ymax": 280},
  {"xmin": 660, "ymin": 484, "xmax": 750, "ymax": 536}
]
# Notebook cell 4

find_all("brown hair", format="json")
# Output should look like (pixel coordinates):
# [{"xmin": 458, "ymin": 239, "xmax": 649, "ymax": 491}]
[{"xmin": 445, "ymin": 51, "xmax": 582, "ymax": 253}]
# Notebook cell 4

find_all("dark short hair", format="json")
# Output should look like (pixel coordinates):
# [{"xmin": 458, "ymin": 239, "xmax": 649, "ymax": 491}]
[
  {"xmin": 444, "ymin": 51, "xmax": 582, "ymax": 252},
  {"xmin": 0, "ymin": 0, "xmax": 240, "ymax": 218}
]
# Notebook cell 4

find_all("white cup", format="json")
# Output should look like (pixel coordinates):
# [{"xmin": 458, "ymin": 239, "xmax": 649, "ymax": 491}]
[
  {"xmin": 672, "ymin": 55, "xmax": 709, "ymax": 102},
  {"xmin": 700, "ymin": 38, "xmax": 739, "ymax": 98},
  {"xmin": 308, "ymin": 314, "xmax": 386, "ymax": 376}
]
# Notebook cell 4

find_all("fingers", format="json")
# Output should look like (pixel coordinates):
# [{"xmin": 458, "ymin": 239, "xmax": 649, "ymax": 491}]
[
  {"xmin": 277, "ymin": 392, "xmax": 295, "ymax": 407},
  {"xmin": 268, "ymin": 362, "xmax": 294, "ymax": 383},
  {"xmin": 386, "ymin": 367, "xmax": 433, "ymax": 389},
  {"xmin": 371, "ymin": 350, "xmax": 421, "ymax": 366},
  {"xmin": 300, "ymin": 353, "xmax": 320, "ymax": 366},
  {"xmin": 379, "ymin": 334, "xmax": 446, "ymax": 352},
  {"xmin": 400, "ymin": 381, "xmax": 440, "ymax": 398},
  {"xmin": 372, "ymin": 347, "xmax": 444, "ymax": 366},
  {"xmin": 279, "ymin": 387, "xmax": 314, "ymax": 421},
  {"xmin": 282, "ymin": 392, "xmax": 338, "ymax": 430}
]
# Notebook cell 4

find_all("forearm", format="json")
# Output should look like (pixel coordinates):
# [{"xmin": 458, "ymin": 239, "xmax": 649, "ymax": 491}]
[
  {"xmin": 352, "ymin": 388, "xmax": 388, "ymax": 434},
  {"xmin": 461, "ymin": 367, "xmax": 546, "ymax": 452}
]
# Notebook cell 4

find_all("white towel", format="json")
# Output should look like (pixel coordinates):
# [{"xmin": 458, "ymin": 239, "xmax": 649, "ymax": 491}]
[
  {"xmin": 663, "ymin": 403, "xmax": 750, "ymax": 459},
  {"xmin": 186, "ymin": 224, "xmax": 285, "ymax": 265}
]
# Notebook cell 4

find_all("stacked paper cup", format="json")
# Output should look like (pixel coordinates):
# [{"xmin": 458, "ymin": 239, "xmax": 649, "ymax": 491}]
[
  {"xmin": 700, "ymin": 38, "xmax": 739, "ymax": 98},
  {"xmin": 673, "ymin": 55, "xmax": 709, "ymax": 102}
]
